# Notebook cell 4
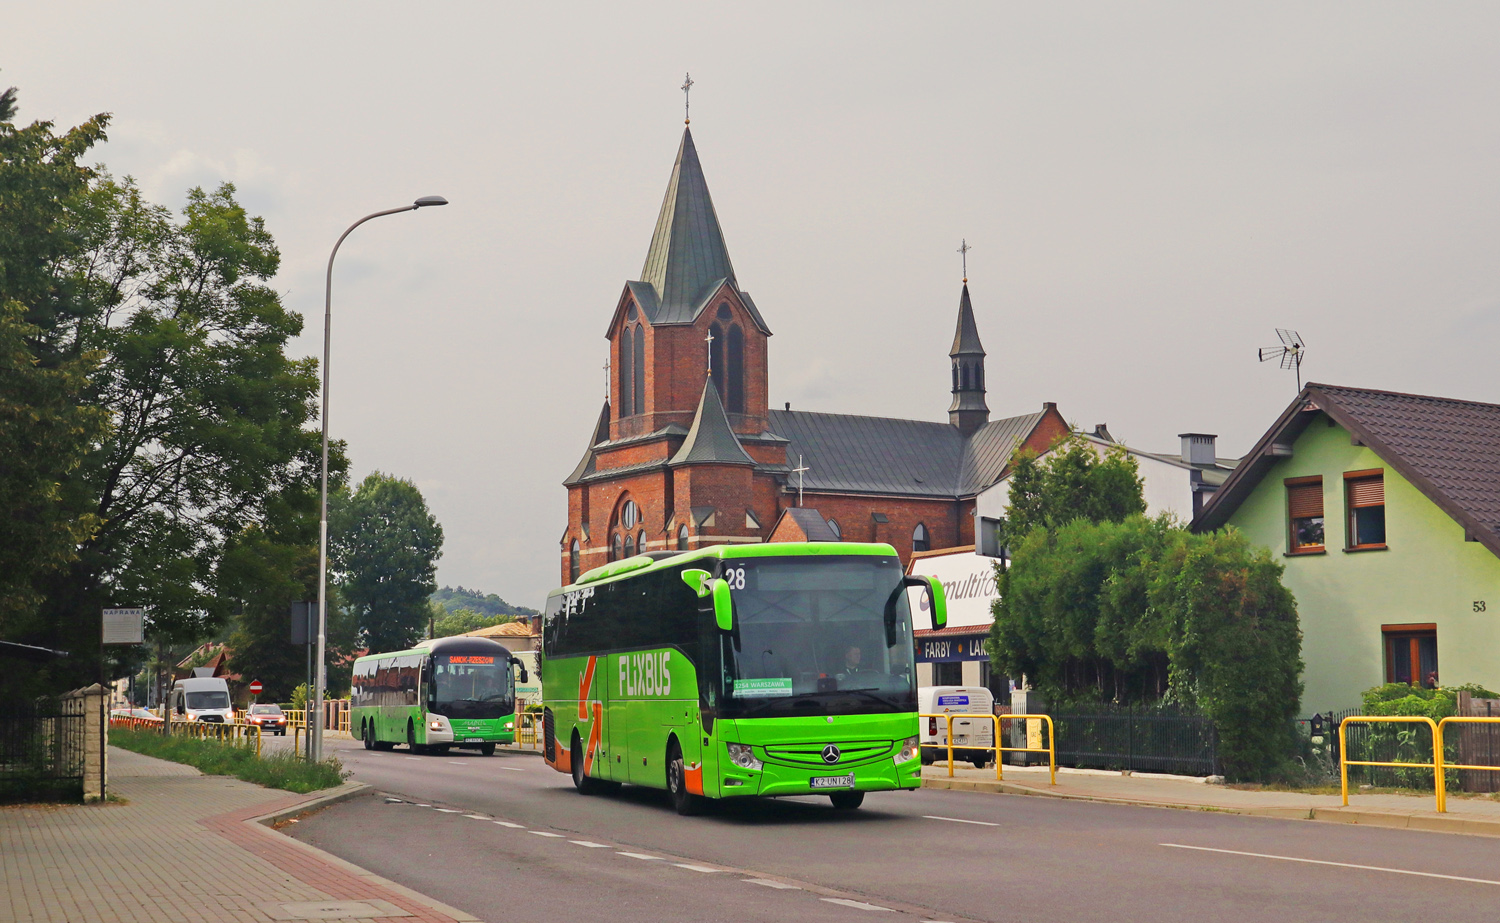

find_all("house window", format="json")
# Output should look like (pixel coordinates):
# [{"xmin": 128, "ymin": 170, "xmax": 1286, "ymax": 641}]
[
  {"xmin": 1383, "ymin": 624, "xmax": 1438, "ymax": 687},
  {"xmin": 1286, "ymin": 476, "xmax": 1325, "ymax": 553},
  {"xmin": 677, "ymin": 524, "xmax": 690, "ymax": 551},
  {"xmin": 1346, "ymin": 469, "xmax": 1386, "ymax": 549},
  {"xmin": 569, "ymin": 540, "xmax": 580, "ymax": 583},
  {"xmin": 933, "ymin": 661, "xmax": 963, "ymax": 686},
  {"xmin": 912, "ymin": 523, "xmax": 930, "ymax": 553},
  {"xmin": 826, "ymin": 518, "xmax": 841, "ymax": 540}
]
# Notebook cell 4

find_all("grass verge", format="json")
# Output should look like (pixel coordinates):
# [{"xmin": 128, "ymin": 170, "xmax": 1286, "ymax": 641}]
[{"xmin": 112, "ymin": 727, "xmax": 348, "ymax": 793}]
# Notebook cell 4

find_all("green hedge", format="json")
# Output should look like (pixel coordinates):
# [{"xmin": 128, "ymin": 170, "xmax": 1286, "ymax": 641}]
[{"xmin": 112, "ymin": 727, "xmax": 347, "ymax": 793}]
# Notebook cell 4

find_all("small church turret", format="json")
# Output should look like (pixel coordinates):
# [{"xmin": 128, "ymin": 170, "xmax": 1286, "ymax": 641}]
[{"xmin": 948, "ymin": 277, "xmax": 989, "ymax": 435}]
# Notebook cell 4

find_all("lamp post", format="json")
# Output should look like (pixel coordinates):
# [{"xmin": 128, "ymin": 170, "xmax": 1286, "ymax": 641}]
[{"xmin": 312, "ymin": 195, "xmax": 448, "ymax": 762}]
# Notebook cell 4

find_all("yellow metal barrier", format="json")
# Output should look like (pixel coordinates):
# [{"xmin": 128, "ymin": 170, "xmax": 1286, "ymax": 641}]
[
  {"xmin": 514, "ymin": 712, "xmax": 544, "ymax": 750},
  {"xmin": 1436, "ymin": 716, "xmax": 1500, "ymax": 808},
  {"xmin": 1339, "ymin": 715, "xmax": 1444, "ymax": 812},
  {"xmin": 113, "ymin": 716, "xmax": 263, "ymax": 757},
  {"xmin": 919, "ymin": 712, "xmax": 1057, "ymax": 785}
]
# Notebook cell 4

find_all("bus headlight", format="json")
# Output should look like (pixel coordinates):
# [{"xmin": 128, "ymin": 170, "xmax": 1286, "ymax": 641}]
[
  {"xmin": 429, "ymin": 717, "xmax": 448, "ymax": 732},
  {"xmin": 896, "ymin": 735, "xmax": 919, "ymax": 764},
  {"xmin": 726, "ymin": 743, "xmax": 762, "ymax": 771}
]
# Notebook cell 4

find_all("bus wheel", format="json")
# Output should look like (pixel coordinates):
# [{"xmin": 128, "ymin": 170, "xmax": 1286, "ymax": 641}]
[
  {"xmin": 571, "ymin": 734, "xmax": 601, "ymax": 794},
  {"xmin": 362, "ymin": 721, "xmax": 374, "ymax": 750},
  {"xmin": 666, "ymin": 739, "xmax": 704, "ymax": 816},
  {"xmin": 407, "ymin": 720, "xmax": 424, "ymax": 754},
  {"xmin": 829, "ymin": 791, "xmax": 865, "ymax": 810},
  {"xmin": 480, "ymin": 743, "xmax": 496, "ymax": 756}
]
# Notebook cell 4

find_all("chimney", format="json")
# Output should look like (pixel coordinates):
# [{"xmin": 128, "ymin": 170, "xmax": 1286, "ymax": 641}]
[
  {"xmin": 1179, "ymin": 433, "xmax": 1217, "ymax": 466},
  {"xmin": 1092, "ymin": 423, "xmax": 1114, "ymax": 443}
]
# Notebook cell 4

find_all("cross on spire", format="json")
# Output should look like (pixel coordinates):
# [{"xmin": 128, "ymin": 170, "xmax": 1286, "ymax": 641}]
[
  {"xmin": 792, "ymin": 454, "xmax": 810, "ymax": 507},
  {"xmin": 602, "ymin": 357, "xmax": 610, "ymax": 398},
  {"xmin": 704, "ymin": 327, "xmax": 715, "ymax": 375},
  {"xmin": 681, "ymin": 72, "xmax": 694, "ymax": 125},
  {"xmin": 958, "ymin": 239, "xmax": 972, "ymax": 283}
]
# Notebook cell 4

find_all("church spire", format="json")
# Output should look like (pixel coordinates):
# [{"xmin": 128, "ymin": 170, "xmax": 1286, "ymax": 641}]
[
  {"xmin": 948, "ymin": 283, "xmax": 989, "ymax": 434},
  {"xmin": 638, "ymin": 127, "xmax": 737, "ymax": 320}
]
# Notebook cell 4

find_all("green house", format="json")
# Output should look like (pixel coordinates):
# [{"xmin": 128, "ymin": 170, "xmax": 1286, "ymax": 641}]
[{"xmin": 1194, "ymin": 384, "xmax": 1500, "ymax": 713}]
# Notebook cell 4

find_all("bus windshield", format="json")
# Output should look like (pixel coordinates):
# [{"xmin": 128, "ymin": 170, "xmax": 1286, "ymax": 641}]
[
  {"xmin": 429, "ymin": 654, "xmax": 513, "ymax": 720},
  {"xmin": 718, "ymin": 555, "xmax": 916, "ymax": 718}
]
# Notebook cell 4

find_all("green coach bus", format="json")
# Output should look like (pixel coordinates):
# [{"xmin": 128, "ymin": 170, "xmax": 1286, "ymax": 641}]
[
  {"xmin": 540, "ymin": 542, "xmax": 947, "ymax": 813},
  {"xmin": 352, "ymin": 636, "xmax": 529, "ymax": 756}
]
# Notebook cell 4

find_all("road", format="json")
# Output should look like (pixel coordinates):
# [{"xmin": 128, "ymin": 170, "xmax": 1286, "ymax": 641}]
[{"xmin": 281, "ymin": 737, "xmax": 1500, "ymax": 922}]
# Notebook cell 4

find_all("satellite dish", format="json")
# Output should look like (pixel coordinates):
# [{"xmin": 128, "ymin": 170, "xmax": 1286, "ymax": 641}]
[{"xmin": 1258, "ymin": 328, "xmax": 1306, "ymax": 390}]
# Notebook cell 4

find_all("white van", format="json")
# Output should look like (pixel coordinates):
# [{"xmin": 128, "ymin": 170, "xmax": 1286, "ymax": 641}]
[
  {"xmin": 918, "ymin": 685, "xmax": 995, "ymax": 768},
  {"xmin": 169, "ymin": 676, "xmax": 234, "ymax": 724}
]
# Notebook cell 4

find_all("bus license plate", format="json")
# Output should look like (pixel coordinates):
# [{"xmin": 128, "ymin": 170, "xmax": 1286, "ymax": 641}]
[
  {"xmin": 464, "ymin": 737, "xmax": 484, "ymax": 743},
  {"xmin": 810, "ymin": 774, "xmax": 855, "ymax": 790}
]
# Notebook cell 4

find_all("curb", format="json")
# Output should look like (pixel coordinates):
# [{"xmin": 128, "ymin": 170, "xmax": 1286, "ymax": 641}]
[
  {"xmin": 244, "ymin": 784, "xmax": 480, "ymax": 923},
  {"xmin": 921, "ymin": 776, "xmax": 1500, "ymax": 837}
]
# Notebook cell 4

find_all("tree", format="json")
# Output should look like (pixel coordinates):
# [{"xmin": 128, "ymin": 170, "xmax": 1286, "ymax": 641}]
[
  {"xmin": 431, "ymin": 585, "xmax": 537, "ymax": 618},
  {"xmin": 331, "ymin": 472, "xmax": 444, "ymax": 655},
  {"xmin": 431, "ymin": 605, "xmax": 513, "ymax": 639},
  {"xmin": 1003, "ymin": 435, "xmax": 1146, "ymax": 540}
]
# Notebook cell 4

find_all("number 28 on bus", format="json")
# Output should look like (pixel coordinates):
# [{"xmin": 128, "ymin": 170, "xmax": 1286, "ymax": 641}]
[{"xmin": 540, "ymin": 541, "xmax": 947, "ymax": 814}]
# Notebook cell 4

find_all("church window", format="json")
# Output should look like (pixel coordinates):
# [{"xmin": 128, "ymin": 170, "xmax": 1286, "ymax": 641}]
[
  {"xmin": 912, "ymin": 522, "xmax": 930, "ymax": 553},
  {"xmin": 631, "ymin": 324, "xmax": 645, "ymax": 416},
  {"xmin": 727, "ymin": 324, "xmax": 745, "ymax": 413},
  {"xmin": 624, "ymin": 532, "xmax": 636, "ymax": 558},
  {"xmin": 952, "ymin": 363, "xmax": 959, "ymax": 391},
  {"xmin": 709, "ymin": 322, "xmax": 726, "ymax": 404},
  {"xmin": 677, "ymin": 524, "xmax": 690, "ymax": 550},
  {"xmin": 637, "ymin": 529, "xmax": 647, "ymax": 554},
  {"xmin": 626, "ymin": 304, "xmax": 637, "ymax": 322},
  {"xmin": 610, "ymin": 533, "xmax": 624, "ymax": 562},
  {"xmin": 717, "ymin": 304, "xmax": 733, "ymax": 322},
  {"xmin": 569, "ymin": 540, "xmax": 580, "ymax": 583},
  {"xmin": 621, "ymin": 500, "xmax": 639, "ymax": 529},
  {"xmin": 827, "ymin": 518, "xmax": 841, "ymax": 540},
  {"xmin": 619, "ymin": 325, "xmax": 634, "ymax": 418}
]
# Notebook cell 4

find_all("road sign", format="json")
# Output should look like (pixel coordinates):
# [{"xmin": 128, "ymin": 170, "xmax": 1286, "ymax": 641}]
[
  {"xmin": 102, "ymin": 608, "xmax": 145, "ymax": 644},
  {"xmin": 249, "ymin": 680, "xmax": 263, "ymax": 695}
]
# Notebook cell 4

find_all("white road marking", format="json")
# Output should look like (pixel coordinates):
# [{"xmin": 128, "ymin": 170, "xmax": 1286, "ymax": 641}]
[
  {"xmin": 570, "ymin": 841, "xmax": 612, "ymax": 848},
  {"xmin": 1160, "ymin": 844, "xmax": 1500, "ymax": 886},
  {"xmin": 821, "ymin": 898, "xmax": 895, "ymax": 912},
  {"xmin": 529, "ymin": 831, "xmax": 565, "ymax": 838},
  {"xmin": 673, "ymin": 864, "xmax": 720, "ymax": 873},
  {"xmin": 922, "ymin": 815, "xmax": 999, "ymax": 827},
  {"xmin": 405, "ymin": 757, "xmax": 422, "ymax": 761},
  {"xmin": 492, "ymin": 821, "xmax": 525, "ymax": 828},
  {"xmin": 497, "ymin": 767, "xmax": 525, "ymax": 772},
  {"xmin": 617, "ymin": 852, "xmax": 663, "ymax": 860},
  {"xmin": 434, "ymin": 808, "xmax": 462, "ymax": 813},
  {"xmin": 413, "ymin": 804, "xmax": 430, "ymax": 807},
  {"xmin": 448, "ymin": 762, "xmax": 467, "ymax": 765},
  {"xmin": 463, "ymin": 815, "xmax": 490, "ymax": 820},
  {"xmin": 743, "ymin": 879, "xmax": 801, "ymax": 890}
]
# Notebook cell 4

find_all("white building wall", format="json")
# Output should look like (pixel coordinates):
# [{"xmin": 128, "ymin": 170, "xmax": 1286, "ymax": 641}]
[{"xmin": 975, "ymin": 439, "xmax": 1198, "ymax": 525}]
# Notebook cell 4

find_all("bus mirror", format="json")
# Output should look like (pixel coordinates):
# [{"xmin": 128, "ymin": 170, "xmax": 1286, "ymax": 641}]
[
  {"xmin": 903, "ymin": 575, "xmax": 947, "ymax": 630},
  {"xmin": 711, "ymin": 578, "xmax": 734, "ymax": 632},
  {"xmin": 927, "ymin": 575, "xmax": 948, "ymax": 629},
  {"xmin": 518, "ymin": 668, "xmax": 529, "ymax": 684},
  {"xmin": 681, "ymin": 569, "xmax": 713, "ymax": 598}
]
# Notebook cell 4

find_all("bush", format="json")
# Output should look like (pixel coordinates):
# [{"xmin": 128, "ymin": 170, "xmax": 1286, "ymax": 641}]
[
  {"xmin": 111, "ymin": 727, "xmax": 346, "ymax": 793},
  {"xmin": 1350, "ymin": 682, "xmax": 1500, "ymax": 789}
]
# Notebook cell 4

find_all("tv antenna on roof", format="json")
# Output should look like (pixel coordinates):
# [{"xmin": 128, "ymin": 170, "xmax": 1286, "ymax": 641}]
[{"xmin": 1258, "ymin": 328, "xmax": 1306, "ymax": 390}]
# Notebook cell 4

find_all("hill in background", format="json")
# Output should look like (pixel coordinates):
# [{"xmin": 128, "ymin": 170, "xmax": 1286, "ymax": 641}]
[{"xmin": 431, "ymin": 586, "xmax": 539, "ymax": 619}]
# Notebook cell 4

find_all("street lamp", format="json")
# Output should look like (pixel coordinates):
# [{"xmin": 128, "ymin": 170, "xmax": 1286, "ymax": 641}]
[{"xmin": 312, "ymin": 195, "xmax": 448, "ymax": 762}]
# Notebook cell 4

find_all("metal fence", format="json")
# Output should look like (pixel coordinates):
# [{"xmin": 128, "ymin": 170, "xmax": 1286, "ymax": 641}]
[
  {"xmin": 0, "ymin": 696, "xmax": 87, "ymax": 802},
  {"xmin": 1050, "ymin": 702, "xmax": 1219, "ymax": 776}
]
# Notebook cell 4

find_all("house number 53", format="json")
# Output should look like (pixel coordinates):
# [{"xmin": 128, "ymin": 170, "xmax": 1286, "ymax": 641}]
[{"xmin": 1475, "ymin": 601, "xmax": 1487, "ymax": 612}]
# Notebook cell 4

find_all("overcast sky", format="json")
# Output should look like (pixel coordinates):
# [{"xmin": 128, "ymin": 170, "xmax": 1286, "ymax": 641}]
[{"xmin": 9, "ymin": 4, "xmax": 1500, "ymax": 609}]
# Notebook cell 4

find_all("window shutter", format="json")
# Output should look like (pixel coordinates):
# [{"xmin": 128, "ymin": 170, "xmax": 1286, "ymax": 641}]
[
  {"xmin": 1348, "ymin": 476, "xmax": 1384, "ymax": 508},
  {"xmin": 1287, "ymin": 481, "xmax": 1323, "ymax": 519}
]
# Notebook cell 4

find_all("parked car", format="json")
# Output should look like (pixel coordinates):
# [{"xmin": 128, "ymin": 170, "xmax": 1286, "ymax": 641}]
[
  {"xmin": 244, "ymin": 703, "xmax": 288, "ymax": 735},
  {"xmin": 110, "ymin": 707, "xmax": 163, "ymax": 723},
  {"xmin": 918, "ymin": 685, "xmax": 996, "ymax": 768},
  {"xmin": 168, "ymin": 676, "xmax": 234, "ymax": 723}
]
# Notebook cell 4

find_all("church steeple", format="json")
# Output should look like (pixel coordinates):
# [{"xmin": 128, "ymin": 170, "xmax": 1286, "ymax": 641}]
[
  {"xmin": 948, "ymin": 283, "xmax": 989, "ymax": 434},
  {"xmin": 639, "ymin": 127, "xmax": 737, "ymax": 319}
]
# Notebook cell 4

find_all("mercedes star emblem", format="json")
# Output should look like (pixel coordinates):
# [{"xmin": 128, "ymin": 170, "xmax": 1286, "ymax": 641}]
[{"xmin": 821, "ymin": 744, "xmax": 841, "ymax": 764}]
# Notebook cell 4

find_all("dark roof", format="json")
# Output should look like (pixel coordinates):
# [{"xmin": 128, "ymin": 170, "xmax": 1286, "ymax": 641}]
[
  {"xmin": 564, "ymin": 401, "xmax": 613, "ymax": 485},
  {"xmin": 671, "ymin": 381, "xmax": 756, "ymax": 467},
  {"xmin": 1194, "ymin": 383, "xmax": 1500, "ymax": 558},
  {"xmin": 958, "ymin": 412, "xmax": 1048, "ymax": 494},
  {"xmin": 950, "ymin": 284, "xmax": 985, "ymax": 357}
]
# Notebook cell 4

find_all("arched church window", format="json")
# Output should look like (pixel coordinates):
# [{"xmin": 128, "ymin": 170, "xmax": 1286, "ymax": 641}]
[
  {"xmin": 727, "ymin": 324, "xmax": 745, "ymax": 414},
  {"xmin": 569, "ymin": 540, "xmax": 580, "ymax": 583},
  {"xmin": 952, "ymin": 363, "xmax": 959, "ymax": 391},
  {"xmin": 626, "ymin": 304, "xmax": 638, "ymax": 322},
  {"xmin": 624, "ymin": 532, "xmax": 636, "ymax": 558},
  {"xmin": 827, "ymin": 518, "xmax": 841, "ymax": 540},
  {"xmin": 963, "ymin": 364, "xmax": 972, "ymax": 391},
  {"xmin": 636, "ymin": 529, "xmax": 647, "ymax": 556},
  {"xmin": 677, "ymin": 524, "xmax": 690, "ymax": 551},
  {"xmin": 610, "ymin": 533, "xmax": 624, "ymax": 562},
  {"xmin": 912, "ymin": 523, "xmax": 930, "ymax": 553},
  {"xmin": 631, "ymin": 324, "xmax": 645, "ymax": 416},
  {"xmin": 619, "ymin": 324, "xmax": 634, "ymax": 418},
  {"xmin": 621, "ymin": 500, "xmax": 639, "ymax": 529}
]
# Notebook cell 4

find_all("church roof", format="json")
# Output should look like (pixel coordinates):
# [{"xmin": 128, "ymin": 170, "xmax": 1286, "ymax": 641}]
[
  {"xmin": 767, "ymin": 408, "xmax": 1050, "ymax": 498},
  {"xmin": 950, "ymin": 284, "xmax": 985, "ymax": 357},
  {"xmin": 563, "ymin": 400, "xmax": 612, "ymax": 485},
  {"xmin": 671, "ymin": 381, "xmax": 757, "ymax": 467}
]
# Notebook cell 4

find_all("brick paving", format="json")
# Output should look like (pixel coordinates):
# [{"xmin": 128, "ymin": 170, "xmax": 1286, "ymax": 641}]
[{"xmin": 0, "ymin": 747, "xmax": 473, "ymax": 923}]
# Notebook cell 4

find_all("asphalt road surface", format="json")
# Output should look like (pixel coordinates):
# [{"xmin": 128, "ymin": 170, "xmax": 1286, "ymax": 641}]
[{"xmin": 282, "ymin": 737, "xmax": 1500, "ymax": 922}]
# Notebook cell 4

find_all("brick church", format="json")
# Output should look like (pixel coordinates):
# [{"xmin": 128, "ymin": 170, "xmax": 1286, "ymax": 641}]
[{"xmin": 560, "ymin": 125, "xmax": 1068, "ymax": 584}]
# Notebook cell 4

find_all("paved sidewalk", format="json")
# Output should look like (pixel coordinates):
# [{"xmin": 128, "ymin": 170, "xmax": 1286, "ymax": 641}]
[
  {"xmin": 922, "ymin": 761, "xmax": 1500, "ymax": 836},
  {"xmin": 1, "ymin": 747, "xmax": 479, "ymax": 923}
]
